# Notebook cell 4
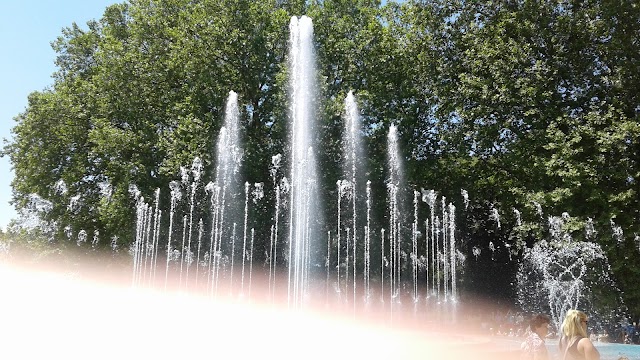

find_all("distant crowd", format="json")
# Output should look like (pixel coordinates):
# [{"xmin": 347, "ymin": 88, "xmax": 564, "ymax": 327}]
[{"xmin": 477, "ymin": 309, "xmax": 640, "ymax": 345}]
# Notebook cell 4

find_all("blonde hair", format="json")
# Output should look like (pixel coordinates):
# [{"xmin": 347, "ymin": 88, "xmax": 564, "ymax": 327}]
[{"xmin": 561, "ymin": 309, "xmax": 588, "ymax": 339}]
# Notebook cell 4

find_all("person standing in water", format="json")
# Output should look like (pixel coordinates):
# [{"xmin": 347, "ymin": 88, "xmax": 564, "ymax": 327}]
[
  {"xmin": 559, "ymin": 310, "xmax": 600, "ymax": 360},
  {"xmin": 521, "ymin": 314, "xmax": 551, "ymax": 360}
]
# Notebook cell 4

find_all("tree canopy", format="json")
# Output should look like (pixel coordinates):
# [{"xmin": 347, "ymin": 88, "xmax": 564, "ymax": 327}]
[{"xmin": 3, "ymin": 0, "xmax": 639, "ymax": 316}]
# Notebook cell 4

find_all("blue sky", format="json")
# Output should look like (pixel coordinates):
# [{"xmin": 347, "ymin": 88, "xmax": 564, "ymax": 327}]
[{"xmin": 0, "ymin": 1, "xmax": 117, "ymax": 231}]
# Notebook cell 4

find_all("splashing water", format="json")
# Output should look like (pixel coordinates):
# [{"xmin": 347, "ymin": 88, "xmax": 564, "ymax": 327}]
[
  {"xmin": 517, "ymin": 216, "xmax": 624, "ymax": 329},
  {"xmin": 490, "ymin": 205, "xmax": 500, "ymax": 229},
  {"xmin": 513, "ymin": 208, "xmax": 522, "ymax": 227},
  {"xmin": 460, "ymin": 189, "xmax": 469, "ymax": 210}
]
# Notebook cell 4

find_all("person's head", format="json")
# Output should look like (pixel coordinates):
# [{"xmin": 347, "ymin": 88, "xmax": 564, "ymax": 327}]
[
  {"xmin": 530, "ymin": 314, "xmax": 551, "ymax": 337},
  {"xmin": 561, "ymin": 309, "xmax": 588, "ymax": 338}
]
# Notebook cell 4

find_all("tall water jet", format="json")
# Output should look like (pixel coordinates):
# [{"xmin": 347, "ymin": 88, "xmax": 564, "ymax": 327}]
[
  {"xmin": 412, "ymin": 190, "xmax": 419, "ymax": 302},
  {"xmin": 386, "ymin": 124, "xmax": 404, "ymax": 302},
  {"xmin": 151, "ymin": 189, "xmax": 161, "ymax": 283},
  {"xmin": 364, "ymin": 180, "xmax": 372, "ymax": 301},
  {"xmin": 184, "ymin": 157, "xmax": 203, "ymax": 289},
  {"xmin": 288, "ymin": 16, "xmax": 321, "ymax": 307},
  {"xmin": 241, "ymin": 182, "xmax": 262, "ymax": 295},
  {"xmin": 422, "ymin": 189, "xmax": 437, "ymax": 296},
  {"xmin": 165, "ymin": 180, "xmax": 181, "ymax": 290},
  {"xmin": 132, "ymin": 194, "xmax": 147, "ymax": 286},
  {"xmin": 448, "ymin": 203, "xmax": 457, "ymax": 302},
  {"xmin": 195, "ymin": 218, "xmax": 204, "ymax": 287},
  {"xmin": 342, "ymin": 91, "xmax": 365, "ymax": 305},
  {"xmin": 441, "ymin": 197, "xmax": 448, "ymax": 300},
  {"xmin": 268, "ymin": 154, "xmax": 283, "ymax": 299},
  {"xmin": 336, "ymin": 179, "xmax": 350, "ymax": 297},
  {"xmin": 210, "ymin": 91, "xmax": 242, "ymax": 294}
]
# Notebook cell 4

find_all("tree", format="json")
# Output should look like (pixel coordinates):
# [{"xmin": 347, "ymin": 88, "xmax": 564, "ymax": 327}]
[{"xmin": 3, "ymin": 0, "xmax": 640, "ymax": 316}]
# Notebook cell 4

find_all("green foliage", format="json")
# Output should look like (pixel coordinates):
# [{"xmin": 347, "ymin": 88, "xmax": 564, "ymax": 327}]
[{"xmin": 3, "ymin": 0, "xmax": 640, "ymax": 315}]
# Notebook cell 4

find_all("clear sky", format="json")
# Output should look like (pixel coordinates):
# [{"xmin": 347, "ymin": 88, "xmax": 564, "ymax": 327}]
[{"xmin": 0, "ymin": 0, "xmax": 117, "ymax": 231}]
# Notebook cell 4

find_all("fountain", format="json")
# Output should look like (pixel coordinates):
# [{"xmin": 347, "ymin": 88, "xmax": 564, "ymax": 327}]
[
  {"xmin": 129, "ymin": 16, "xmax": 462, "ymax": 317},
  {"xmin": 125, "ymin": 15, "xmax": 628, "ymax": 333},
  {"xmin": 0, "ymin": 13, "xmax": 633, "ymax": 354},
  {"xmin": 516, "ymin": 215, "xmax": 625, "ymax": 331}
]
